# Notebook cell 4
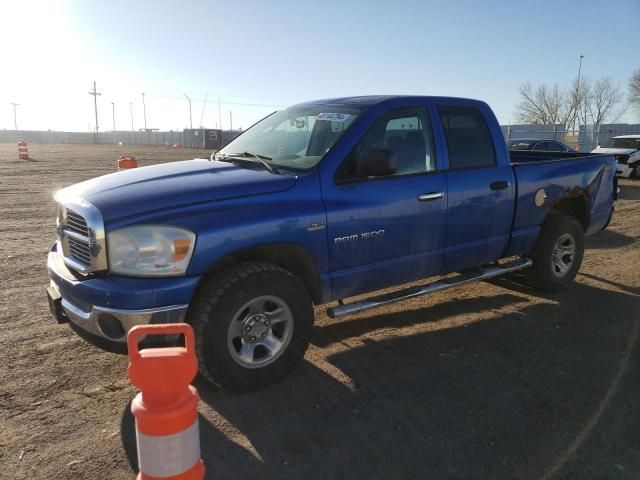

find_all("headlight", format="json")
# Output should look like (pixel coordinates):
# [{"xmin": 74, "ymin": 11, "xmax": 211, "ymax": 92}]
[{"xmin": 107, "ymin": 225, "xmax": 196, "ymax": 276}]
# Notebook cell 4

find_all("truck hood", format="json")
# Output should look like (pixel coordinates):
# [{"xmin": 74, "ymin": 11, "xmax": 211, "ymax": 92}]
[
  {"xmin": 591, "ymin": 147, "xmax": 637, "ymax": 155},
  {"xmin": 59, "ymin": 159, "xmax": 298, "ymax": 222}
]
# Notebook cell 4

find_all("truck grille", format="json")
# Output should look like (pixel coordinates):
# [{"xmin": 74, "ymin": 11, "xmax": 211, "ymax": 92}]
[
  {"xmin": 55, "ymin": 195, "xmax": 107, "ymax": 274},
  {"xmin": 65, "ymin": 209, "xmax": 89, "ymax": 236}
]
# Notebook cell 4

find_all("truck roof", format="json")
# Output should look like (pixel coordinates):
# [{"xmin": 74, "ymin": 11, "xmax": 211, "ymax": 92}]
[
  {"xmin": 613, "ymin": 135, "xmax": 640, "ymax": 139},
  {"xmin": 293, "ymin": 95, "xmax": 483, "ymax": 108}
]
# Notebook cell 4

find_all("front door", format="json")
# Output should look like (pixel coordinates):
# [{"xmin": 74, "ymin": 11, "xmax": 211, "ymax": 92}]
[{"xmin": 322, "ymin": 106, "xmax": 447, "ymax": 298}]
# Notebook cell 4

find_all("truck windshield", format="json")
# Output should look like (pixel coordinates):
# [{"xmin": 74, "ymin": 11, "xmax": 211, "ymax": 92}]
[
  {"xmin": 603, "ymin": 138, "xmax": 640, "ymax": 149},
  {"xmin": 216, "ymin": 106, "xmax": 362, "ymax": 170}
]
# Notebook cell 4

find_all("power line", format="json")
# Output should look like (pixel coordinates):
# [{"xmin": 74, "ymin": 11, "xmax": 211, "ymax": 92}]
[
  {"xmin": 144, "ymin": 93, "xmax": 283, "ymax": 108},
  {"xmin": 88, "ymin": 81, "xmax": 101, "ymax": 133}
]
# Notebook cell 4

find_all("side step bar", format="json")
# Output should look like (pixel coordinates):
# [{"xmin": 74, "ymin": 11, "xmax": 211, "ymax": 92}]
[{"xmin": 326, "ymin": 258, "xmax": 533, "ymax": 318}]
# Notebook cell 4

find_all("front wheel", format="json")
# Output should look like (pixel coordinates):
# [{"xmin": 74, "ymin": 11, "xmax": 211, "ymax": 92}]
[
  {"xmin": 188, "ymin": 262, "xmax": 314, "ymax": 392},
  {"xmin": 522, "ymin": 214, "xmax": 585, "ymax": 292}
]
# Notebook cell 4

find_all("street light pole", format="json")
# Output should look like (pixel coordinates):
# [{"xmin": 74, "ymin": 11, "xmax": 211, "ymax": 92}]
[
  {"xmin": 10, "ymin": 102, "xmax": 19, "ymax": 130},
  {"xmin": 574, "ymin": 54, "xmax": 584, "ymax": 134},
  {"xmin": 229, "ymin": 110, "xmax": 233, "ymax": 132},
  {"xmin": 141, "ymin": 92, "xmax": 147, "ymax": 131},
  {"xmin": 184, "ymin": 94, "xmax": 193, "ymax": 129},
  {"xmin": 129, "ymin": 102, "xmax": 134, "ymax": 131},
  {"xmin": 111, "ymin": 102, "xmax": 116, "ymax": 144}
]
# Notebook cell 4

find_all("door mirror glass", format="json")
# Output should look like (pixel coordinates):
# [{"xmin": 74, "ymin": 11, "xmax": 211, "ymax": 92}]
[{"xmin": 355, "ymin": 148, "xmax": 397, "ymax": 177}]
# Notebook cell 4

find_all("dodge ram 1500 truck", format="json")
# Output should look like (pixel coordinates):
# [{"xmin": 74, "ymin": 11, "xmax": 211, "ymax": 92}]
[{"xmin": 47, "ymin": 96, "xmax": 617, "ymax": 391}]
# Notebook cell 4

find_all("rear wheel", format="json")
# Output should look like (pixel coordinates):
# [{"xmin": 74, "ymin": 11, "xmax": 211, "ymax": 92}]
[
  {"xmin": 522, "ymin": 214, "xmax": 584, "ymax": 292},
  {"xmin": 188, "ymin": 262, "xmax": 314, "ymax": 392}
]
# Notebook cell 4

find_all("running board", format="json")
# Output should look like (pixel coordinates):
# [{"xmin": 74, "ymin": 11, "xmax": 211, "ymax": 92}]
[{"xmin": 326, "ymin": 258, "xmax": 533, "ymax": 318}]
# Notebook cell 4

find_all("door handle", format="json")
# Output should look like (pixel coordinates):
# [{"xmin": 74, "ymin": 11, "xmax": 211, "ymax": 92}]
[
  {"xmin": 490, "ymin": 181, "xmax": 510, "ymax": 190},
  {"xmin": 418, "ymin": 192, "xmax": 445, "ymax": 201}
]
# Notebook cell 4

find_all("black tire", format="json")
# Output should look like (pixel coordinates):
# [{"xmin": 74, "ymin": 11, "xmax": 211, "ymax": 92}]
[
  {"xmin": 188, "ymin": 262, "xmax": 314, "ymax": 392},
  {"xmin": 522, "ymin": 214, "xmax": 584, "ymax": 292}
]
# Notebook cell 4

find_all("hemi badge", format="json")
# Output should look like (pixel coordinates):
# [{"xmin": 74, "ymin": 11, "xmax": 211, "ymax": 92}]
[{"xmin": 307, "ymin": 222, "xmax": 326, "ymax": 232}]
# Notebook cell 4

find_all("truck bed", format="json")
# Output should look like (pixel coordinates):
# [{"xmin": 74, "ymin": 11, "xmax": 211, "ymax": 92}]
[
  {"xmin": 507, "ymin": 150, "xmax": 617, "ymax": 247},
  {"xmin": 509, "ymin": 150, "xmax": 604, "ymax": 164}
]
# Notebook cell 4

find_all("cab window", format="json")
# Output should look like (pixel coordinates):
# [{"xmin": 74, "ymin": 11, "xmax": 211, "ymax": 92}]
[{"xmin": 336, "ymin": 107, "xmax": 436, "ymax": 180}]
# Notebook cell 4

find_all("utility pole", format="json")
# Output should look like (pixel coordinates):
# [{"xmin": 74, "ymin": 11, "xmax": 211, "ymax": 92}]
[
  {"xmin": 184, "ymin": 94, "xmax": 193, "ymax": 129},
  {"xmin": 218, "ymin": 96, "xmax": 222, "ymax": 131},
  {"xmin": 229, "ymin": 110, "xmax": 233, "ymax": 132},
  {"xmin": 88, "ymin": 81, "xmax": 101, "ymax": 133},
  {"xmin": 10, "ymin": 102, "xmax": 19, "ymax": 130},
  {"xmin": 141, "ymin": 92, "xmax": 147, "ymax": 131},
  {"xmin": 129, "ymin": 102, "xmax": 134, "ymax": 131}
]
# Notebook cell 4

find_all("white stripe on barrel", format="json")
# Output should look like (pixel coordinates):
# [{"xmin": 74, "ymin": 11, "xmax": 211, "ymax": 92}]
[{"xmin": 136, "ymin": 419, "xmax": 201, "ymax": 478}]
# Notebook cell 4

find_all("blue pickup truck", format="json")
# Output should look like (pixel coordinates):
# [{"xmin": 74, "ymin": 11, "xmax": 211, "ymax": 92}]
[{"xmin": 47, "ymin": 96, "xmax": 617, "ymax": 391}]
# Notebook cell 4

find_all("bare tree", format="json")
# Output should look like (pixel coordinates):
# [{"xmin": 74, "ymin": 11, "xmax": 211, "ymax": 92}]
[
  {"xmin": 566, "ymin": 76, "xmax": 590, "ymax": 131},
  {"xmin": 630, "ymin": 69, "xmax": 640, "ymax": 113},
  {"xmin": 587, "ymin": 77, "xmax": 625, "ymax": 126},
  {"xmin": 516, "ymin": 82, "xmax": 566, "ymax": 125},
  {"xmin": 516, "ymin": 76, "xmax": 624, "ymax": 129}
]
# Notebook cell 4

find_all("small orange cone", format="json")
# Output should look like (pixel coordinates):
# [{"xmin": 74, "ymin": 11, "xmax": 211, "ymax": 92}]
[
  {"xmin": 118, "ymin": 155, "xmax": 137, "ymax": 170},
  {"xmin": 17, "ymin": 141, "xmax": 29, "ymax": 160}
]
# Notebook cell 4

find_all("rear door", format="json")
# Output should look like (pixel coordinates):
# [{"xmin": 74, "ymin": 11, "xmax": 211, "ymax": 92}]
[{"xmin": 436, "ymin": 103, "xmax": 515, "ymax": 272}]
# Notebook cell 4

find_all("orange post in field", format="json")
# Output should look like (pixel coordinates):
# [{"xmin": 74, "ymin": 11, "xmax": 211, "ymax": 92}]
[
  {"xmin": 118, "ymin": 155, "xmax": 138, "ymax": 170},
  {"xmin": 127, "ymin": 324, "xmax": 205, "ymax": 480},
  {"xmin": 17, "ymin": 141, "xmax": 29, "ymax": 160}
]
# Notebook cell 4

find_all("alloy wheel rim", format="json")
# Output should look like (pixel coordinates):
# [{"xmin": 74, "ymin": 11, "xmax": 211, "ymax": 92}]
[
  {"xmin": 551, "ymin": 233, "xmax": 576, "ymax": 278},
  {"xmin": 227, "ymin": 295, "xmax": 293, "ymax": 369}
]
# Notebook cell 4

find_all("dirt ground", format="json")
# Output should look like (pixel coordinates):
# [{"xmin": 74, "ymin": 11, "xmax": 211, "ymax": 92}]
[{"xmin": 0, "ymin": 143, "xmax": 639, "ymax": 480}]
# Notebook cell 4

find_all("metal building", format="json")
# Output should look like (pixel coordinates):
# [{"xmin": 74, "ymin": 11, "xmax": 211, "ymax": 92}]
[{"xmin": 183, "ymin": 129, "xmax": 224, "ymax": 149}]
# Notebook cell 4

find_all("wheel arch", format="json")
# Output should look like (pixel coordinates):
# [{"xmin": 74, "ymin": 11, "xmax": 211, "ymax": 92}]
[
  {"xmin": 549, "ymin": 195, "xmax": 589, "ymax": 230},
  {"xmin": 203, "ymin": 243, "xmax": 323, "ymax": 304}
]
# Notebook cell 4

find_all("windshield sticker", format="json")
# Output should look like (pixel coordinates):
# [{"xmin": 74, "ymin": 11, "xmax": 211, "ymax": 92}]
[{"xmin": 317, "ymin": 112, "xmax": 351, "ymax": 122}]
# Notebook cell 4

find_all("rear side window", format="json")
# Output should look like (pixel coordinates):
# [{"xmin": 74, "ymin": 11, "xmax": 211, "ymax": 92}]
[{"xmin": 438, "ymin": 105, "xmax": 496, "ymax": 169}]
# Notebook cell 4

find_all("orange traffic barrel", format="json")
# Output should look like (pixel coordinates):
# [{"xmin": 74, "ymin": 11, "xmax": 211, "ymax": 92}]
[
  {"xmin": 127, "ymin": 324, "xmax": 205, "ymax": 480},
  {"xmin": 17, "ymin": 141, "xmax": 29, "ymax": 160},
  {"xmin": 118, "ymin": 155, "xmax": 137, "ymax": 170}
]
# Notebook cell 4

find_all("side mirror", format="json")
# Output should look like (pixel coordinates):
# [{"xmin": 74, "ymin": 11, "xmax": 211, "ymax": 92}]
[{"xmin": 355, "ymin": 148, "xmax": 396, "ymax": 177}]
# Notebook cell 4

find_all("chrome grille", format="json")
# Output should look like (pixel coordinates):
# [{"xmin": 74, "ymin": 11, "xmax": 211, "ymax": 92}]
[
  {"xmin": 55, "ymin": 194, "xmax": 107, "ymax": 274},
  {"xmin": 65, "ymin": 209, "xmax": 89, "ymax": 236},
  {"xmin": 68, "ymin": 236, "xmax": 92, "ymax": 264}
]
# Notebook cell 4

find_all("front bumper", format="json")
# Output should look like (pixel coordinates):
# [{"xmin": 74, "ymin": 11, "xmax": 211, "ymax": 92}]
[{"xmin": 47, "ymin": 244, "xmax": 200, "ymax": 351}]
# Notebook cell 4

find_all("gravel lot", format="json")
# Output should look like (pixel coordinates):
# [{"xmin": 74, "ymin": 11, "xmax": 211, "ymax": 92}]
[{"xmin": 1, "ymin": 143, "xmax": 638, "ymax": 480}]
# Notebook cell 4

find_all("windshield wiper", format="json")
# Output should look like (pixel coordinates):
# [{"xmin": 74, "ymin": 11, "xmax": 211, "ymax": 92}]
[{"xmin": 224, "ymin": 151, "xmax": 279, "ymax": 174}]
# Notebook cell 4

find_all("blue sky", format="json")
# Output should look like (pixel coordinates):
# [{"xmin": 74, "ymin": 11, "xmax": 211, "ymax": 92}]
[{"xmin": 1, "ymin": 0, "xmax": 639, "ymax": 131}]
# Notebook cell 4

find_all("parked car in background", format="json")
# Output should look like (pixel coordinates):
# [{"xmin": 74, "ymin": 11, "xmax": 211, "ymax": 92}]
[
  {"xmin": 508, "ymin": 138, "xmax": 577, "ymax": 153},
  {"xmin": 591, "ymin": 135, "xmax": 640, "ymax": 178}
]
